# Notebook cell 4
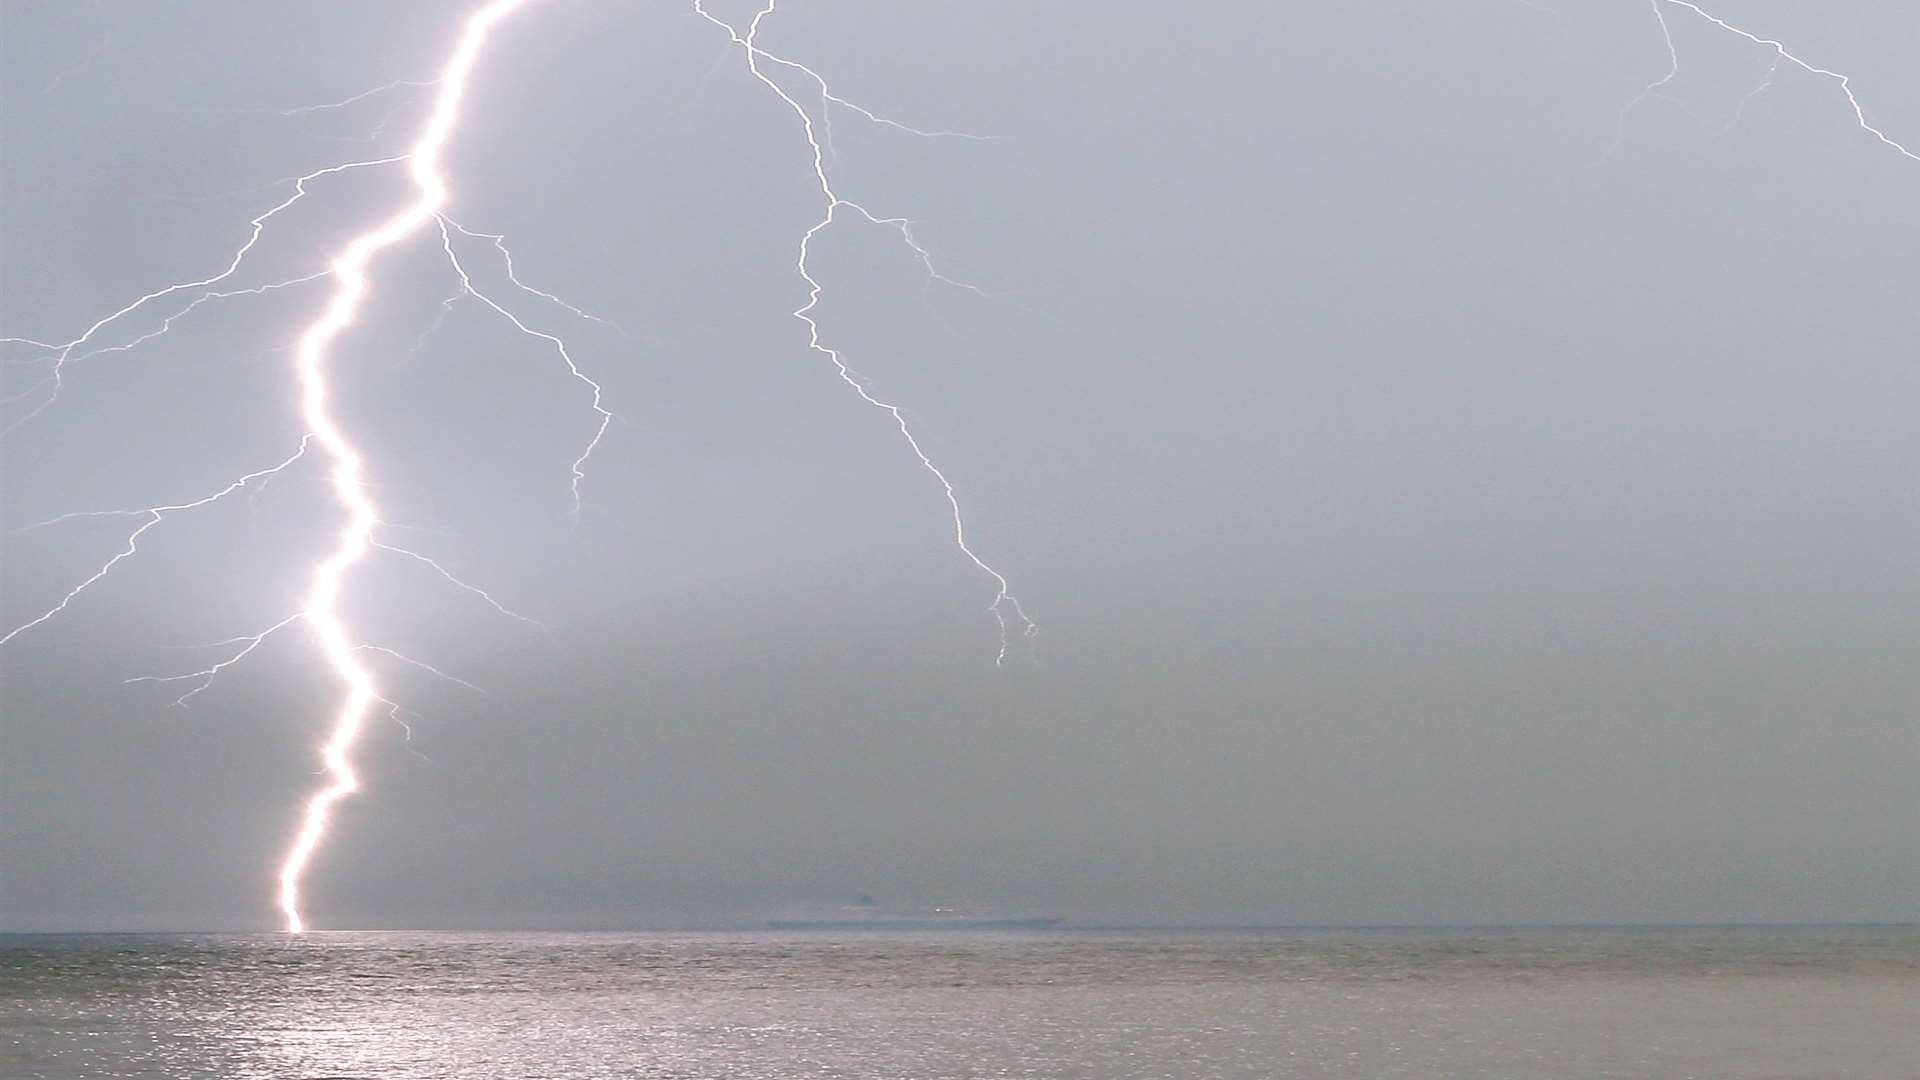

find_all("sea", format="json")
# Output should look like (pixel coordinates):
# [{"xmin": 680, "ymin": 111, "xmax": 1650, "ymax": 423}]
[{"xmin": 3, "ymin": 926, "xmax": 1916, "ymax": 1078}]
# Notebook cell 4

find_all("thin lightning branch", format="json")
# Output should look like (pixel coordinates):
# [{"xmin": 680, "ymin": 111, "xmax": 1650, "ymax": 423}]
[
  {"xmin": 272, "ymin": 0, "xmax": 533, "ymax": 934},
  {"xmin": 748, "ymin": 50, "xmax": 995, "ymax": 142},
  {"xmin": 1596, "ymin": 0, "xmax": 1681, "ymax": 164},
  {"xmin": 820, "ymin": 94, "xmax": 994, "ymax": 141},
  {"xmin": 175, "ymin": 79, "xmax": 440, "ymax": 152},
  {"xmin": 1616, "ymin": 2, "xmax": 1920, "ymax": 164},
  {"xmin": 441, "ymin": 217, "xmax": 633, "ymax": 337},
  {"xmin": 180, "ymin": 79, "xmax": 440, "ymax": 117},
  {"xmin": 409, "ymin": 286, "xmax": 468, "ymax": 357},
  {"xmin": 433, "ymin": 214, "xmax": 613, "ymax": 513},
  {"xmin": 370, "ymin": 536, "xmax": 550, "ymax": 635},
  {"xmin": 843, "ymin": 203, "xmax": 997, "ymax": 301},
  {"xmin": 375, "ymin": 696, "xmax": 433, "ymax": 762},
  {"xmin": 126, "ymin": 618, "xmax": 443, "ymax": 755},
  {"xmin": 1722, "ymin": 53, "xmax": 1784, "ymax": 134},
  {"xmin": 694, "ymin": 1, "xmax": 1035, "ymax": 664},
  {"xmin": 689, "ymin": 19, "xmax": 994, "ymax": 167},
  {"xmin": 1, "ymin": 377, "xmax": 56, "ymax": 408},
  {"xmin": 123, "ymin": 612, "xmax": 306, "ymax": 708},
  {"xmin": 0, "ymin": 439, "xmax": 313, "ymax": 648},
  {"xmin": 155, "ymin": 158, "xmax": 407, "ymax": 208},
  {"xmin": 0, "ymin": 156, "xmax": 407, "ymax": 437},
  {"xmin": 3, "ymin": 273, "xmax": 328, "ymax": 409},
  {"xmin": 357, "ymin": 102, "xmax": 414, "ymax": 149},
  {"xmin": 1640, "ymin": 0, "xmax": 1681, "ymax": 103},
  {"xmin": 1657, "ymin": 1, "xmax": 1919, "ymax": 162},
  {"xmin": 353, "ymin": 644, "xmax": 490, "ymax": 696},
  {"xmin": 702, "ymin": 17, "xmax": 996, "ymax": 304}
]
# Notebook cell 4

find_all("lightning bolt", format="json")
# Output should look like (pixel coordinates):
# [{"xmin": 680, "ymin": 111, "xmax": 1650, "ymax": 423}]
[
  {"xmin": 1620, "ymin": 1, "xmax": 1920, "ymax": 162},
  {"xmin": 5, "ymin": 0, "xmax": 556, "ymax": 933},
  {"xmin": 694, "ymin": 0, "xmax": 1036, "ymax": 664},
  {"xmin": 3, "ymin": 0, "xmax": 1039, "ymax": 932},
  {"xmin": 270, "ymin": 0, "xmax": 535, "ymax": 935}
]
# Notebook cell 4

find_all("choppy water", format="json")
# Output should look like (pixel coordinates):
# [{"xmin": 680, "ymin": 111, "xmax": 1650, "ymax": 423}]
[{"xmin": 3, "ymin": 927, "xmax": 1916, "ymax": 1078}]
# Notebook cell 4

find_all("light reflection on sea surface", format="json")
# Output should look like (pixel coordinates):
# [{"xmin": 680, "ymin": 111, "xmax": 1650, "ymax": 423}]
[{"xmin": 3, "ymin": 927, "xmax": 1917, "ymax": 1078}]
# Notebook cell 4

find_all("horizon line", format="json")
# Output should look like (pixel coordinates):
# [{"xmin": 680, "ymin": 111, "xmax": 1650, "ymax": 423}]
[{"xmin": 4, "ymin": 919, "xmax": 1917, "ymax": 937}]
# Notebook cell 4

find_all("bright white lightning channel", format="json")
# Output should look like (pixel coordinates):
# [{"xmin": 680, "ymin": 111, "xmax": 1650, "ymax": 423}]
[
  {"xmin": 2, "ymin": 0, "xmax": 1039, "ymax": 933},
  {"xmin": 272, "ymin": 0, "xmax": 534, "ymax": 935}
]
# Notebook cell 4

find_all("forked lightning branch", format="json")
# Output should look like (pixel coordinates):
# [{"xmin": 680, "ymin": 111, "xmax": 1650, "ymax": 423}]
[
  {"xmin": 2, "ymin": 0, "xmax": 1030, "ymax": 933},
  {"xmin": 4, "ymin": 0, "xmax": 1910, "ymax": 930}
]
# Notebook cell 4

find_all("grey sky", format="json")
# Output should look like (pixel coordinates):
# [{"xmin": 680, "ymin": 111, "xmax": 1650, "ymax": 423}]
[{"xmin": 3, "ymin": 0, "xmax": 1917, "ymax": 930}]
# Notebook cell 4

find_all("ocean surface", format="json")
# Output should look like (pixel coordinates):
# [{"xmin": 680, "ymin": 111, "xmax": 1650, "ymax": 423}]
[{"xmin": 3, "ymin": 926, "xmax": 1916, "ymax": 1078}]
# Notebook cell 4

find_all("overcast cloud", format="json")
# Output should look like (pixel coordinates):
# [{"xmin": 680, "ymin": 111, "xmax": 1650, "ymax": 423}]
[{"xmin": 3, "ymin": 0, "xmax": 1918, "ymax": 930}]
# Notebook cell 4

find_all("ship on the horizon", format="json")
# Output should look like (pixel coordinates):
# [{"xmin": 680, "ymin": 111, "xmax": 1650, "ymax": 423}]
[{"xmin": 768, "ymin": 896, "xmax": 1063, "ymax": 931}]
